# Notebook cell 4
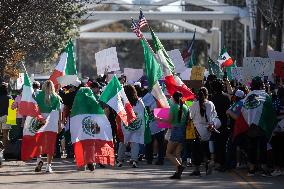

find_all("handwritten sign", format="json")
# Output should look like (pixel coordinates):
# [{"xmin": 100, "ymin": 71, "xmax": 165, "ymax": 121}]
[
  {"xmin": 167, "ymin": 49, "xmax": 186, "ymax": 73},
  {"xmin": 180, "ymin": 68, "xmax": 192, "ymax": 80},
  {"xmin": 231, "ymin": 67, "xmax": 244, "ymax": 83},
  {"xmin": 154, "ymin": 108, "xmax": 171, "ymax": 129},
  {"xmin": 95, "ymin": 47, "xmax": 120, "ymax": 75},
  {"xmin": 123, "ymin": 68, "xmax": 143, "ymax": 82},
  {"xmin": 190, "ymin": 66, "xmax": 205, "ymax": 81},
  {"xmin": 268, "ymin": 50, "xmax": 284, "ymax": 79},
  {"xmin": 243, "ymin": 57, "xmax": 274, "ymax": 83}
]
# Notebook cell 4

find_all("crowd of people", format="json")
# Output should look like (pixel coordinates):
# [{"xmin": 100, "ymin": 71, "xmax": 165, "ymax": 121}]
[{"xmin": 0, "ymin": 72, "xmax": 284, "ymax": 180}]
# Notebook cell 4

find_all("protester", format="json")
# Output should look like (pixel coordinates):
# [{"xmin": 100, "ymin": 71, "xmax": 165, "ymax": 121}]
[
  {"xmin": 157, "ymin": 91, "xmax": 188, "ymax": 179},
  {"xmin": 34, "ymin": 80, "xmax": 62, "ymax": 173},
  {"xmin": 190, "ymin": 87, "xmax": 221, "ymax": 176},
  {"xmin": 0, "ymin": 82, "xmax": 12, "ymax": 149},
  {"xmin": 117, "ymin": 85, "xmax": 149, "ymax": 168}
]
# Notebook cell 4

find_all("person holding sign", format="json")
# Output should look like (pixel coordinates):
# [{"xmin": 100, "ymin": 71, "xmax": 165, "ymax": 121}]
[{"xmin": 156, "ymin": 91, "xmax": 189, "ymax": 179}]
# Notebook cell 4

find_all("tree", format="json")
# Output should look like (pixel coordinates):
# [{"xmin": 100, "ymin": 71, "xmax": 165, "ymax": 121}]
[{"xmin": 0, "ymin": 0, "xmax": 104, "ymax": 81}]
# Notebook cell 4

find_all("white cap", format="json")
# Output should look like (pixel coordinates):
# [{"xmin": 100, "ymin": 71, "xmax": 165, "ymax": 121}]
[
  {"xmin": 134, "ymin": 82, "xmax": 141, "ymax": 88},
  {"xmin": 235, "ymin": 89, "xmax": 245, "ymax": 98}
]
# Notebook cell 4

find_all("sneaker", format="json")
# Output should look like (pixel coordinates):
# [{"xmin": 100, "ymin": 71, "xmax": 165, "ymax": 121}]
[
  {"xmin": 170, "ymin": 172, "xmax": 181, "ymax": 179},
  {"xmin": 45, "ymin": 164, "xmax": 53, "ymax": 173},
  {"xmin": 35, "ymin": 160, "xmax": 44, "ymax": 172},
  {"xmin": 271, "ymin": 170, "xmax": 282, "ymax": 177},
  {"xmin": 132, "ymin": 161, "xmax": 138, "ymax": 168},
  {"xmin": 117, "ymin": 162, "xmax": 123, "ymax": 167},
  {"xmin": 138, "ymin": 154, "xmax": 143, "ymax": 161},
  {"xmin": 189, "ymin": 171, "xmax": 201, "ymax": 176},
  {"xmin": 247, "ymin": 170, "xmax": 255, "ymax": 177},
  {"xmin": 87, "ymin": 163, "xmax": 95, "ymax": 171}
]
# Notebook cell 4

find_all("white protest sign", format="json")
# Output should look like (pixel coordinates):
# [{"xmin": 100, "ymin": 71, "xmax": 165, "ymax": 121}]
[
  {"xmin": 231, "ymin": 67, "xmax": 244, "ymax": 83},
  {"xmin": 180, "ymin": 68, "xmax": 192, "ymax": 80},
  {"xmin": 243, "ymin": 57, "xmax": 275, "ymax": 83},
  {"xmin": 123, "ymin": 68, "xmax": 144, "ymax": 82},
  {"xmin": 16, "ymin": 73, "xmax": 25, "ymax": 90},
  {"xmin": 95, "ymin": 47, "xmax": 120, "ymax": 75},
  {"xmin": 167, "ymin": 49, "xmax": 186, "ymax": 73}
]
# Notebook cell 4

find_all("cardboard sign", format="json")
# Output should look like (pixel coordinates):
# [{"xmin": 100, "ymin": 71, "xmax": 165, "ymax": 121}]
[
  {"xmin": 231, "ymin": 67, "xmax": 244, "ymax": 83},
  {"xmin": 243, "ymin": 57, "xmax": 275, "ymax": 83},
  {"xmin": 268, "ymin": 50, "xmax": 284, "ymax": 79},
  {"xmin": 167, "ymin": 49, "xmax": 186, "ymax": 73},
  {"xmin": 154, "ymin": 108, "xmax": 171, "ymax": 129},
  {"xmin": 95, "ymin": 47, "xmax": 120, "ymax": 75},
  {"xmin": 6, "ymin": 99, "xmax": 17, "ymax": 126},
  {"xmin": 123, "ymin": 68, "xmax": 143, "ymax": 82},
  {"xmin": 190, "ymin": 66, "xmax": 205, "ymax": 81}
]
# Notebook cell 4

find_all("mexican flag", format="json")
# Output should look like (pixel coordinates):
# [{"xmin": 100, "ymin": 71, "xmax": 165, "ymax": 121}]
[
  {"xmin": 218, "ymin": 48, "xmax": 234, "ymax": 68},
  {"xmin": 70, "ymin": 87, "xmax": 115, "ymax": 167},
  {"xmin": 233, "ymin": 90, "xmax": 277, "ymax": 139},
  {"xmin": 18, "ymin": 72, "xmax": 43, "ymax": 120},
  {"xmin": 21, "ymin": 111, "xmax": 59, "ymax": 160},
  {"xmin": 49, "ymin": 40, "xmax": 79, "ymax": 90},
  {"xmin": 100, "ymin": 76, "xmax": 136, "ymax": 126},
  {"xmin": 150, "ymin": 28, "xmax": 195, "ymax": 101},
  {"xmin": 141, "ymin": 39, "xmax": 169, "ymax": 108},
  {"xmin": 208, "ymin": 57, "xmax": 223, "ymax": 79}
]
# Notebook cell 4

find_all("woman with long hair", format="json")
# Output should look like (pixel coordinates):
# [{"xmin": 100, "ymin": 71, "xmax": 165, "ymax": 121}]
[
  {"xmin": 190, "ymin": 87, "xmax": 220, "ymax": 176},
  {"xmin": 117, "ymin": 85, "xmax": 149, "ymax": 168},
  {"xmin": 157, "ymin": 91, "xmax": 189, "ymax": 179},
  {"xmin": 34, "ymin": 80, "xmax": 62, "ymax": 173}
]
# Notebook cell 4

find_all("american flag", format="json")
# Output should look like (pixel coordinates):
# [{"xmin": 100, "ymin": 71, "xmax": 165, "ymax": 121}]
[
  {"xmin": 131, "ymin": 18, "xmax": 143, "ymax": 39},
  {"xmin": 138, "ymin": 9, "xmax": 148, "ymax": 29}
]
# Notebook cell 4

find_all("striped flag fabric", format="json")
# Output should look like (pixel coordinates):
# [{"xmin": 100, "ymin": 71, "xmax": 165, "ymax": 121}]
[
  {"xmin": 70, "ymin": 87, "xmax": 115, "ymax": 167},
  {"xmin": 131, "ymin": 18, "xmax": 143, "ymax": 39},
  {"xmin": 141, "ymin": 39, "xmax": 169, "ymax": 108},
  {"xmin": 218, "ymin": 48, "xmax": 234, "ymax": 67},
  {"xmin": 138, "ymin": 9, "xmax": 148, "ymax": 29},
  {"xmin": 21, "ymin": 111, "xmax": 59, "ymax": 160},
  {"xmin": 150, "ymin": 28, "xmax": 195, "ymax": 101},
  {"xmin": 18, "ymin": 72, "xmax": 43, "ymax": 120},
  {"xmin": 49, "ymin": 40, "xmax": 79, "ymax": 90},
  {"xmin": 182, "ymin": 29, "xmax": 196, "ymax": 68},
  {"xmin": 233, "ymin": 89, "xmax": 277, "ymax": 140},
  {"xmin": 100, "ymin": 76, "xmax": 137, "ymax": 126}
]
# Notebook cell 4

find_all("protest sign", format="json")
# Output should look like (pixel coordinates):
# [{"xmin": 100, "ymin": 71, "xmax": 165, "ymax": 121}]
[
  {"xmin": 167, "ymin": 49, "xmax": 186, "ymax": 73},
  {"xmin": 123, "ymin": 68, "xmax": 143, "ymax": 82},
  {"xmin": 180, "ymin": 68, "xmax": 192, "ymax": 80},
  {"xmin": 268, "ymin": 50, "xmax": 284, "ymax": 79},
  {"xmin": 243, "ymin": 57, "xmax": 275, "ymax": 83},
  {"xmin": 231, "ymin": 67, "xmax": 244, "ymax": 83},
  {"xmin": 154, "ymin": 108, "xmax": 171, "ymax": 129},
  {"xmin": 95, "ymin": 47, "xmax": 120, "ymax": 75},
  {"xmin": 190, "ymin": 66, "xmax": 205, "ymax": 81}
]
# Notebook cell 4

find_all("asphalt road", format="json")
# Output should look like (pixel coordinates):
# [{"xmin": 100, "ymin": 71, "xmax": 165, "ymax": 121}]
[{"xmin": 0, "ymin": 159, "xmax": 283, "ymax": 189}]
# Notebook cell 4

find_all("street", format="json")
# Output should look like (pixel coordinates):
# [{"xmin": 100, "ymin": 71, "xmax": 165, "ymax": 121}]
[{"xmin": 0, "ymin": 159, "xmax": 283, "ymax": 189}]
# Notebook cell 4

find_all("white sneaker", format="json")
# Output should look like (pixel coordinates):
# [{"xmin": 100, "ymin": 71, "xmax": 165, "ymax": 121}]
[
  {"xmin": 132, "ymin": 161, "xmax": 138, "ymax": 168},
  {"xmin": 45, "ymin": 164, "xmax": 53, "ymax": 173},
  {"xmin": 271, "ymin": 170, "xmax": 281, "ymax": 177}
]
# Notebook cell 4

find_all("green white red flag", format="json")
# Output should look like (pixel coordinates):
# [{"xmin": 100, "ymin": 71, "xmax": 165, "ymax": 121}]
[
  {"xmin": 218, "ymin": 48, "xmax": 234, "ymax": 67},
  {"xmin": 70, "ymin": 87, "xmax": 115, "ymax": 167},
  {"xmin": 100, "ymin": 75, "xmax": 136, "ymax": 126}
]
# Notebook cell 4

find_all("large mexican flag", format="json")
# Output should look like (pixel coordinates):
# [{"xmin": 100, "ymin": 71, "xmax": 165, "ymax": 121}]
[
  {"xmin": 233, "ymin": 90, "xmax": 277, "ymax": 139},
  {"xmin": 21, "ymin": 111, "xmax": 59, "ymax": 160},
  {"xmin": 70, "ymin": 87, "xmax": 115, "ymax": 167},
  {"xmin": 217, "ymin": 48, "xmax": 234, "ymax": 68},
  {"xmin": 100, "ymin": 75, "xmax": 136, "ymax": 126}
]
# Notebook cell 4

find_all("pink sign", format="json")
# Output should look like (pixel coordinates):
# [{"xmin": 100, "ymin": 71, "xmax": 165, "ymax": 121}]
[{"xmin": 154, "ymin": 108, "xmax": 171, "ymax": 128}]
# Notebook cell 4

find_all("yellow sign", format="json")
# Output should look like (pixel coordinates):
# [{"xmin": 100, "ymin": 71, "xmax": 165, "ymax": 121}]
[
  {"xmin": 6, "ymin": 99, "xmax": 17, "ymax": 126},
  {"xmin": 190, "ymin": 66, "xmax": 205, "ymax": 81}
]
